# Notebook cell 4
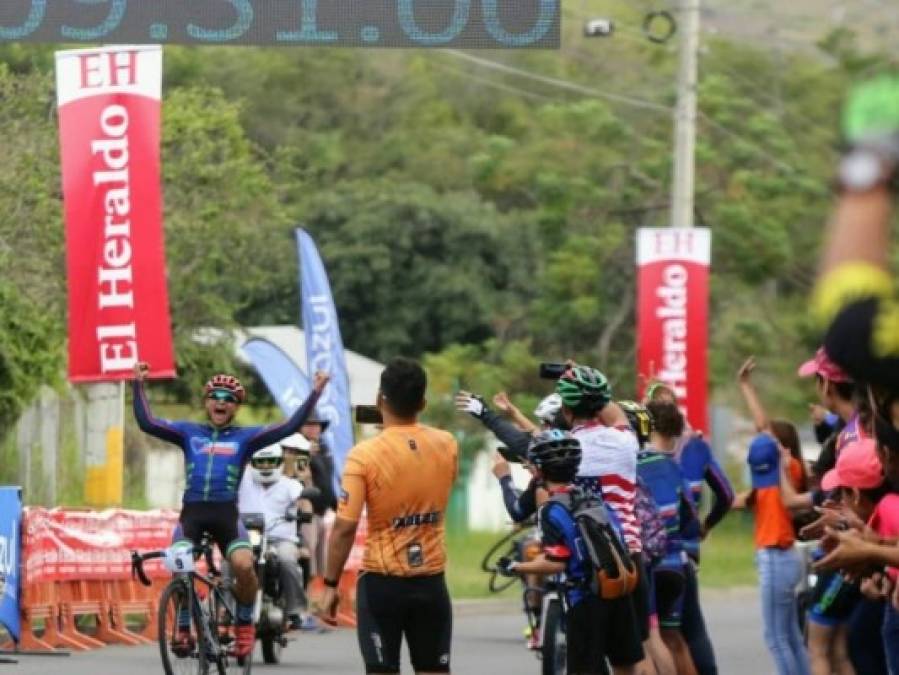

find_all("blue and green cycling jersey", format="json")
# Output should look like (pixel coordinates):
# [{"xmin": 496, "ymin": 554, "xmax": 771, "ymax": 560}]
[{"xmin": 133, "ymin": 379, "xmax": 320, "ymax": 504}]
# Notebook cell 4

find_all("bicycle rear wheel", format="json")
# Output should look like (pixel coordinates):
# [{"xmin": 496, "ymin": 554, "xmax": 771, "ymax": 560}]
[{"xmin": 159, "ymin": 578, "xmax": 208, "ymax": 675}]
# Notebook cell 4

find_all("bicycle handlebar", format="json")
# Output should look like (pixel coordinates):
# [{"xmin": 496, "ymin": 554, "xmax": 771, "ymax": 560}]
[
  {"xmin": 130, "ymin": 544, "xmax": 219, "ymax": 587},
  {"xmin": 131, "ymin": 550, "xmax": 163, "ymax": 587}
]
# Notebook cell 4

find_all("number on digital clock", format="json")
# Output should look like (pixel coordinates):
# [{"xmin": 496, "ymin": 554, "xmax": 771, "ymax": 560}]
[
  {"xmin": 187, "ymin": 0, "xmax": 253, "ymax": 42},
  {"xmin": 398, "ymin": 0, "xmax": 470, "ymax": 46},
  {"xmin": 0, "ymin": 0, "xmax": 46, "ymax": 40},
  {"xmin": 483, "ymin": 0, "xmax": 556, "ymax": 46},
  {"xmin": 276, "ymin": 0, "xmax": 338, "ymax": 43},
  {"xmin": 61, "ymin": 0, "xmax": 128, "ymax": 41}
]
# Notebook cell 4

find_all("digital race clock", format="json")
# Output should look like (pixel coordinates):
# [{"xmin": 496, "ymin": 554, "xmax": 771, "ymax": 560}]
[{"xmin": 0, "ymin": 0, "xmax": 560, "ymax": 48}]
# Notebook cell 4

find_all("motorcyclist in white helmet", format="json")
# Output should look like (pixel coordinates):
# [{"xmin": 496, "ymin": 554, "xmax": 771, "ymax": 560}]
[{"xmin": 237, "ymin": 441, "xmax": 313, "ymax": 630}]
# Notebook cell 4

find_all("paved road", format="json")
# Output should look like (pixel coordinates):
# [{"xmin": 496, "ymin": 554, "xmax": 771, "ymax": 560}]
[{"xmin": 4, "ymin": 589, "xmax": 770, "ymax": 674}]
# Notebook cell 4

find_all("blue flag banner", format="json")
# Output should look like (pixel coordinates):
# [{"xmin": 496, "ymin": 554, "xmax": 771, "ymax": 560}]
[
  {"xmin": 296, "ymin": 229, "xmax": 355, "ymax": 478},
  {"xmin": 0, "ymin": 486, "xmax": 21, "ymax": 642},
  {"xmin": 240, "ymin": 337, "xmax": 312, "ymax": 417}
]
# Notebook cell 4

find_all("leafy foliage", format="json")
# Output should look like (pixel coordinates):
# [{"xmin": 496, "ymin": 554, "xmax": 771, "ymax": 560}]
[{"xmin": 0, "ymin": 6, "xmax": 894, "ymax": 425}]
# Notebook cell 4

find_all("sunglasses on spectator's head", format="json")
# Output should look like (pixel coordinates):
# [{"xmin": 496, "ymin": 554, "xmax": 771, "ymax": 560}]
[{"xmin": 207, "ymin": 390, "xmax": 239, "ymax": 403}]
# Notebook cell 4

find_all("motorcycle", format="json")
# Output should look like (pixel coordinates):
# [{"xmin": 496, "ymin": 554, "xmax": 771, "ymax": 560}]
[
  {"xmin": 240, "ymin": 486, "xmax": 320, "ymax": 664},
  {"xmin": 482, "ymin": 522, "xmax": 567, "ymax": 675}
]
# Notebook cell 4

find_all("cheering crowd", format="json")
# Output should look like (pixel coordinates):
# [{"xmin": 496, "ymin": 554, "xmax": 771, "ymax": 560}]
[{"xmin": 450, "ymin": 74, "xmax": 899, "ymax": 675}]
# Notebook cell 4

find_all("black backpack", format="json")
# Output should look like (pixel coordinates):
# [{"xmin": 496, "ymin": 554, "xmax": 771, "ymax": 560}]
[{"xmin": 549, "ymin": 488, "xmax": 639, "ymax": 600}]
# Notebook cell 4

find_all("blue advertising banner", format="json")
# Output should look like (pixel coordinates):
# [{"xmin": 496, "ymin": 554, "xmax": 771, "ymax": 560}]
[
  {"xmin": 296, "ymin": 229, "xmax": 355, "ymax": 479},
  {"xmin": 241, "ymin": 337, "xmax": 312, "ymax": 417},
  {"xmin": 0, "ymin": 486, "xmax": 21, "ymax": 642}
]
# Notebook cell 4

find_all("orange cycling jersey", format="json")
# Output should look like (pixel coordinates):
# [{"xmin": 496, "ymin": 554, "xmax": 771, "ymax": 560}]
[{"xmin": 337, "ymin": 424, "xmax": 459, "ymax": 576}]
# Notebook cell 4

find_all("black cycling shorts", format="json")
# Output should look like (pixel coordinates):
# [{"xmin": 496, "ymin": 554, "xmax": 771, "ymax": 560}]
[
  {"xmin": 652, "ymin": 566, "xmax": 686, "ymax": 629},
  {"xmin": 631, "ymin": 552, "xmax": 651, "ymax": 641},
  {"xmin": 356, "ymin": 572, "xmax": 452, "ymax": 673},
  {"xmin": 808, "ymin": 569, "xmax": 860, "ymax": 627},
  {"xmin": 173, "ymin": 501, "xmax": 250, "ymax": 558},
  {"xmin": 568, "ymin": 593, "xmax": 644, "ymax": 672}
]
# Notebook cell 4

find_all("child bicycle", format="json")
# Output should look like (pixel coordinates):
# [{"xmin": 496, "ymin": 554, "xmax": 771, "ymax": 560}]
[{"xmin": 131, "ymin": 535, "xmax": 253, "ymax": 675}]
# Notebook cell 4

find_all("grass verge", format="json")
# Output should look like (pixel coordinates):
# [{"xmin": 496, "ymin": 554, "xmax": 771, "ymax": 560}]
[
  {"xmin": 696, "ymin": 513, "xmax": 758, "ymax": 588},
  {"xmin": 446, "ymin": 514, "xmax": 758, "ymax": 599},
  {"xmin": 446, "ymin": 528, "xmax": 521, "ymax": 600}
]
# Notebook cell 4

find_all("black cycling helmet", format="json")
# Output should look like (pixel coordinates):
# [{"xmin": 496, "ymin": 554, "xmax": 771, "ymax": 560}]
[
  {"xmin": 556, "ymin": 365, "xmax": 612, "ymax": 416},
  {"xmin": 527, "ymin": 429, "xmax": 582, "ymax": 482},
  {"xmin": 618, "ymin": 400, "xmax": 652, "ymax": 448}
]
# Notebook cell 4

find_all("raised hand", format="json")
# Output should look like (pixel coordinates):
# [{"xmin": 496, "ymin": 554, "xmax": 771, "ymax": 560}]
[
  {"xmin": 491, "ymin": 452, "xmax": 511, "ymax": 480},
  {"xmin": 492, "ymin": 391, "xmax": 512, "ymax": 413},
  {"xmin": 454, "ymin": 391, "xmax": 488, "ymax": 419},
  {"xmin": 737, "ymin": 357, "xmax": 756, "ymax": 383},
  {"xmin": 313, "ymin": 371, "xmax": 330, "ymax": 393}
]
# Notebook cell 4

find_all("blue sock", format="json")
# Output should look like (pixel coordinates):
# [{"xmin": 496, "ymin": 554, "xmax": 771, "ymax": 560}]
[{"xmin": 236, "ymin": 603, "xmax": 254, "ymax": 625}]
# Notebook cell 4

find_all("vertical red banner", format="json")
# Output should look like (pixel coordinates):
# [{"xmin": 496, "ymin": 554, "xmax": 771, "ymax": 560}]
[
  {"xmin": 636, "ymin": 228, "xmax": 711, "ymax": 433},
  {"xmin": 56, "ymin": 46, "xmax": 175, "ymax": 382}
]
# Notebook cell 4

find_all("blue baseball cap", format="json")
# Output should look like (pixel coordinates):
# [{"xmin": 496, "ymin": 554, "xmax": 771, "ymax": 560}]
[{"xmin": 747, "ymin": 434, "xmax": 780, "ymax": 489}]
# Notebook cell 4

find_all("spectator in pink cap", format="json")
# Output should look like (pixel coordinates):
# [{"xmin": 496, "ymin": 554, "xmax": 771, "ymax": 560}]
[
  {"xmin": 815, "ymin": 437, "xmax": 899, "ymax": 673},
  {"xmin": 784, "ymin": 348, "xmax": 866, "ymax": 675},
  {"xmin": 796, "ymin": 347, "xmax": 859, "ymax": 492}
]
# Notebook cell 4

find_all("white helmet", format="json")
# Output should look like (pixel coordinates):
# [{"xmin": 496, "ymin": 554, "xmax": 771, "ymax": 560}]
[
  {"xmin": 280, "ymin": 433, "xmax": 311, "ymax": 453},
  {"xmin": 250, "ymin": 444, "xmax": 283, "ymax": 485},
  {"xmin": 534, "ymin": 393, "xmax": 563, "ymax": 426}
]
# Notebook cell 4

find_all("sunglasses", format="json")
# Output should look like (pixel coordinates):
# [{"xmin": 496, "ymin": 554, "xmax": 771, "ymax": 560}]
[
  {"xmin": 252, "ymin": 458, "xmax": 281, "ymax": 467},
  {"xmin": 295, "ymin": 458, "xmax": 310, "ymax": 470},
  {"xmin": 207, "ymin": 390, "xmax": 239, "ymax": 404}
]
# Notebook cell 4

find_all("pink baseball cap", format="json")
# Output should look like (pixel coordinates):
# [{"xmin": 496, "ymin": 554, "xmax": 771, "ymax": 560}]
[
  {"xmin": 821, "ymin": 438, "xmax": 883, "ymax": 491},
  {"xmin": 797, "ymin": 347, "xmax": 851, "ymax": 383}
]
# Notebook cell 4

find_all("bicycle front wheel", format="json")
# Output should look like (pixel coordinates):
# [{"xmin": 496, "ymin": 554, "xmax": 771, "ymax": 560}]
[
  {"xmin": 159, "ymin": 578, "xmax": 208, "ymax": 675},
  {"xmin": 209, "ymin": 588, "xmax": 252, "ymax": 675}
]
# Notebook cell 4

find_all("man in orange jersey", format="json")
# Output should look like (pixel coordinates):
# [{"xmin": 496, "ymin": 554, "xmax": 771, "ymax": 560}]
[{"xmin": 320, "ymin": 357, "xmax": 459, "ymax": 674}]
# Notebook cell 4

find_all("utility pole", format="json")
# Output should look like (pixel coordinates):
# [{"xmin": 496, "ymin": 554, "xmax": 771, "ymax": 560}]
[{"xmin": 670, "ymin": 0, "xmax": 701, "ymax": 229}]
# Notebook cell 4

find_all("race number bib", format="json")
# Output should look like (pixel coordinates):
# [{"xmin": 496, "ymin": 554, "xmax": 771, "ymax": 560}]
[{"xmin": 163, "ymin": 544, "xmax": 195, "ymax": 574}]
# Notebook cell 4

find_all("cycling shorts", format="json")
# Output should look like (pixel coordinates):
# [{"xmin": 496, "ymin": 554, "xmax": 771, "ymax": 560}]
[
  {"xmin": 356, "ymin": 572, "xmax": 452, "ymax": 673},
  {"xmin": 568, "ymin": 593, "xmax": 644, "ymax": 671},
  {"xmin": 631, "ymin": 552, "xmax": 651, "ymax": 641},
  {"xmin": 173, "ymin": 501, "xmax": 250, "ymax": 558},
  {"xmin": 651, "ymin": 565, "xmax": 686, "ymax": 629},
  {"xmin": 808, "ymin": 569, "xmax": 860, "ymax": 627}
]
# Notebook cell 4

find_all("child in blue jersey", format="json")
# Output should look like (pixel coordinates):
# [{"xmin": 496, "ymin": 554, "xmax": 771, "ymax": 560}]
[
  {"xmin": 132, "ymin": 362, "xmax": 329, "ymax": 658},
  {"xmin": 642, "ymin": 400, "xmax": 700, "ymax": 675},
  {"xmin": 498, "ymin": 430, "xmax": 644, "ymax": 674}
]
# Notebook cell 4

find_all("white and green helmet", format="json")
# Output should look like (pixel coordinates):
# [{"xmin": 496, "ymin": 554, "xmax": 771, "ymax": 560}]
[{"xmin": 555, "ymin": 365, "xmax": 612, "ymax": 414}]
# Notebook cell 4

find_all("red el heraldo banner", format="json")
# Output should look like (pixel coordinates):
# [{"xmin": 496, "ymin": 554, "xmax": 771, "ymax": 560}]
[
  {"xmin": 56, "ymin": 46, "xmax": 174, "ymax": 382},
  {"xmin": 637, "ymin": 228, "xmax": 711, "ymax": 434}
]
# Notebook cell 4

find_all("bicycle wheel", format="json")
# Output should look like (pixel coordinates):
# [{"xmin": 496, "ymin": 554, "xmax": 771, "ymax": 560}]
[
  {"xmin": 159, "ymin": 578, "xmax": 208, "ymax": 675},
  {"xmin": 480, "ymin": 529, "xmax": 520, "ymax": 573},
  {"xmin": 541, "ymin": 599, "xmax": 566, "ymax": 675},
  {"xmin": 209, "ymin": 588, "xmax": 252, "ymax": 675}
]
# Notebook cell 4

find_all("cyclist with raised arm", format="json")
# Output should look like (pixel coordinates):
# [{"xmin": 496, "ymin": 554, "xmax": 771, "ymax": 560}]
[
  {"xmin": 132, "ymin": 361, "xmax": 329, "ymax": 657},
  {"xmin": 555, "ymin": 365, "xmax": 648, "ymax": 673}
]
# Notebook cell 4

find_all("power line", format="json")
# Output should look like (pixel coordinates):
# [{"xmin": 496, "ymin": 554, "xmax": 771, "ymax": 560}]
[
  {"xmin": 443, "ymin": 50, "xmax": 673, "ymax": 113},
  {"xmin": 429, "ymin": 61, "xmax": 556, "ymax": 103},
  {"xmin": 442, "ymin": 50, "xmax": 817, "ymax": 179}
]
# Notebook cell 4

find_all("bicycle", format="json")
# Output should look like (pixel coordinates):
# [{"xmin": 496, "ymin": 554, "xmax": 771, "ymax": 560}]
[
  {"xmin": 481, "ymin": 522, "xmax": 567, "ymax": 675},
  {"xmin": 131, "ymin": 536, "xmax": 253, "ymax": 675}
]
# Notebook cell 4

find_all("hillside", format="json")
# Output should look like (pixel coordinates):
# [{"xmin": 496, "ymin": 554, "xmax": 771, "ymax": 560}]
[{"xmin": 704, "ymin": 0, "xmax": 899, "ymax": 55}]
